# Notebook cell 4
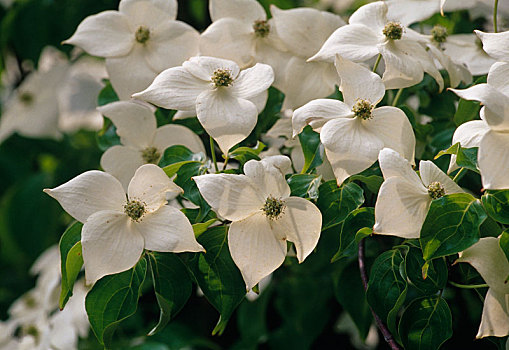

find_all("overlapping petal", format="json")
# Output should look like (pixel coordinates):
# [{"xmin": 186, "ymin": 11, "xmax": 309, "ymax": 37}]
[
  {"xmin": 419, "ymin": 160, "xmax": 463, "ymax": 194},
  {"xmin": 100, "ymin": 145, "xmax": 145, "ymax": 190},
  {"xmin": 209, "ymin": 0, "xmax": 266, "ymax": 23},
  {"xmin": 292, "ymin": 99, "xmax": 352, "ymax": 137},
  {"xmin": 231, "ymin": 63, "xmax": 274, "ymax": 100},
  {"xmin": 378, "ymin": 148, "xmax": 422, "ymax": 185},
  {"xmin": 119, "ymin": 0, "xmax": 178, "ymax": 25},
  {"xmin": 448, "ymin": 120, "xmax": 490, "ymax": 173},
  {"xmin": 475, "ymin": 30, "xmax": 509, "ymax": 62},
  {"xmin": 478, "ymin": 131, "xmax": 509, "ymax": 189},
  {"xmin": 152, "ymin": 124, "xmax": 206, "ymax": 155},
  {"xmin": 243, "ymin": 156, "xmax": 291, "ymax": 199}
]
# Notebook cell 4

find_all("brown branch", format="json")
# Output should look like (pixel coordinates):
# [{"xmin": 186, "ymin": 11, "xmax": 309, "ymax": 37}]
[{"xmin": 358, "ymin": 238, "xmax": 401, "ymax": 350}]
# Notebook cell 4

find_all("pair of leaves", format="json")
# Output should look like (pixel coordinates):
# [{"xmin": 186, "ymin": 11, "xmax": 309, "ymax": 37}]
[
  {"xmin": 298, "ymin": 126, "xmax": 323, "ymax": 173},
  {"xmin": 482, "ymin": 190, "xmax": 509, "ymax": 225},
  {"xmin": 59, "ymin": 221, "xmax": 84, "ymax": 309},
  {"xmin": 435, "ymin": 142, "xmax": 479, "ymax": 173},
  {"xmin": 228, "ymin": 141, "xmax": 266, "ymax": 166}
]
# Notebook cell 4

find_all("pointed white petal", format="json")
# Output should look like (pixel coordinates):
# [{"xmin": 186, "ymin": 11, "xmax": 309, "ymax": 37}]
[
  {"xmin": 349, "ymin": 1, "xmax": 387, "ymax": 33},
  {"xmin": 487, "ymin": 62, "xmax": 509, "ymax": 97},
  {"xmin": 419, "ymin": 160, "xmax": 463, "ymax": 194},
  {"xmin": 82, "ymin": 210, "xmax": 144, "ymax": 285},
  {"xmin": 182, "ymin": 56, "xmax": 240, "ymax": 81},
  {"xmin": 292, "ymin": 98, "xmax": 352, "ymax": 137},
  {"xmin": 132, "ymin": 66, "xmax": 207, "ymax": 110},
  {"xmin": 243, "ymin": 156, "xmax": 291, "ymax": 198},
  {"xmin": 193, "ymin": 173, "xmax": 264, "ymax": 221},
  {"xmin": 173, "ymin": 109, "xmax": 196, "ymax": 120},
  {"xmin": 196, "ymin": 89, "xmax": 257, "ymax": 154},
  {"xmin": 378, "ymin": 148, "xmax": 422, "ymax": 185},
  {"xmin": 128, "ymin": 164, "xmax": 182, "ymax": 212},
  {"xmin": 386, "ymin": 0, "xmax": 439, "ymax": 26},
  {"xmin": 475, "ymin": 30, "xmax": 509, "ymax": 62},
  {"xmin": 335, "ymin": 54, "xmax": 385, "ymax": 107},
  {"xmin": 137, "ymin": 205, "xmax": 204, "ymax": 252},
  {"xmin": 479, "ymin": 131, "xmax": 509, "ymax": 190},
  {"xmin": 97, "ymin": 101, "xmax": 156, "ymax": 149},
  {"xmin": 448, "ymin": 120, "xmax": 490, "ymax": 173},
  {"xmin": 273, "ymin": 197, "xmax": 321, "ymax": 262},
  {"xmin": 231, "ymin": 63, "xmax": 274, "ymax": 100},
  {"xmin": 119, "ymin": 0, "xmax": 178, "ymax": 23},
  {"xmin": 373, "ymin": 176, "xmax": 430, "ymax": 239},
  {"xmin": 321, "ymin": 117, "xmax": 383, "ymax": 185},
  {"xmin": 228, "ymin": 212, "xmax": 287, "ymax": 290},
  {"xmin": 100, "ymin": 145, "xmax": 145, "ymax": 191},
  {"xmin": 63, "ymin": 11, "xmax": 133, "ymax": 57},
  {"xmin": 476, "ymin": 289, "xmax": 509, "ymax": 338},
  {"xmin": 309, "ymin": 24, "xmax": 380, "ymax": 63},
  {"xmin": 152, "ymin": 124, "xmax": 206, "ymax": 155},
  {"xmin": 209, "ymin": 0, "xmax": 266, "ymax": 23},
  {"xmin": 44, "ymin": 171, "xmax": 125, "ymax": 222},
  {"xmin": 379, "ymin": 40, "xmax": 425, "ymax": 90}
]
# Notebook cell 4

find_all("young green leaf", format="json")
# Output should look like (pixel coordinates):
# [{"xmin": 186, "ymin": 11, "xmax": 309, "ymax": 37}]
[
  {"xmin": 482, "ymin": 190, "xmax": 509, "ymax": 225},
  {"xmin": 58, "ymin": 221, "xmax": 84, "ymax": 309},
  {"xmin": 317, "ymin": 181, "xmax": 364, "ymax": 231},
  {"xmin": 298, "ymin": 125, "xmax": 323, "ymax": 173},
  {"xmin": 405, "ymin": 247, "xmax": 447, "ymax": 295},
  {"xmin": 331, "ymin": 207, "xmax": 374, "ymax": 262}
]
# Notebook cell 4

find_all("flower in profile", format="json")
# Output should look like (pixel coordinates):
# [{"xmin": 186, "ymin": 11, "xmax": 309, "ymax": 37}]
[
  {"xmin": 373, "ymin": 148, "xmax": 463, "ymax": 238},
  {"xmin": 193, "ymin": 156, "xmax": 322, "ymax": 290},
  {"xmin": 293, "ymin": 55, "xmax": 415, "ymax": 185},
  {"xmin": 456, "ymin": 236, "xmax": 509, "ymax": 338},
  {"xmin": 63, "ymin": 0, "xmax": 199, "ymax": 99},
  {"xmin": 133, "ymin": 56, "xmax": 274, "ymax": 154},
  {"xmin": 44, "ymin": 164, "xmax": 204, "ymax": 285},
  {"xmin": 98, "ymin": 101, "xmax": 205, "ymax": 189}
]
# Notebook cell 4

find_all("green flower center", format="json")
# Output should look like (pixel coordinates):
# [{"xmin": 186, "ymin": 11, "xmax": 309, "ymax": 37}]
[
  {"xmin": 124, "ymin": 200, "xmax": 146, "ymax": 221},
  {"xmin": 25, "ymin": 325, "xmax": 39, "ymax": 339},
  {"xmin": 141, "ymin": 146, "xmax": 161, "ymax": 164},
  {"xmin": 383, "ymin": 22, "xmax": 403, "ymax": 40},
  {"xmin": 211, "ymin": 69, "xmax": 234, "ymax": 87},
  {"xmin": 135, "ymin": 26, "xmax": 150, "ymax": 44},
  {"xmin": 431, "ymin": 25, "xmax": 448, "ymax": 43},
  {"xmin": 262, "ymin": 195, "xmax": 285, "ymax": 220},
  {"xmin": 427, "ymin": 181, "xmax": 446, "ymax": 200},
  {"xmin": 352, "ymin": 99, "xmax": 374, "ymax": 120},
  {"xmin": 19, "ymin": 92, "xmax": 34, "ymax": 105},
  {"xmin": 253, "ymin": 20, "xmax": 270, "ymax": 38}
]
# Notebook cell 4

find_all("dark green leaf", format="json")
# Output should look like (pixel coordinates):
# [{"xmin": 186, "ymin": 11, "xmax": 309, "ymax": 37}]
[
  {"xmin": 454, "ymin": 98, "xmax": 481, "ymax": 126},
  {"xmin": 59, "ymin": 221, "xmax": 84, "ymax": 309},
  {"xmin": 420, "ymin": 193, "xmax": 487, "ymax": 261},
  {"xmin": 435, "ymin": 143, "xmax": 479, "ymax": 173},
  {"xmin": 158, "ymin": 145, "xmax": 203, "ymax": 168},
  {"xmin": 298, "ymin": 126, "xmax": 323, "ymax": 173},
  {"xmin": 317, "ymin": 181, "xmax": 364, "ymax": 231},
  {"xmin": 482, "ymin": 190, "xmax": 509, "ymax": 225},
  {"xmin": 228, "ymin": 142, "xmax": 266, "ymax": 165},
  {"xmin": 287, "ymin": 174, "xmax": 321, "ymax": 199},
  {"xmin": 331, "ymin": 207, "xmax": 374, "ymax": 262},
  {"xmin": 85, "ymin": 258, "xmax": 147, "ymax": 347},
  {"xmin": 399, "ymin": 296, "xmax": 452, "ymax": 350},
  {"xmin": 174, "ymin": 162, "xmax": 210, "ymax": 222},
  {"xmin": 405, "ymin": 248, "xmax": 447, "ymax": 294},
  {"xmin": 96, "ymin": 118, "xmax": 121, "ymax": 152},
  {"xmin": 499, "ymin": 229, "xmax": 509, "ymax": 264},
  {"xmin": 348, "ymin": 174, "xmax": 384, "ymax": 194},
  {"xmin": 97, "ymin": 80, "xmax": 119, "ymax": 106}
]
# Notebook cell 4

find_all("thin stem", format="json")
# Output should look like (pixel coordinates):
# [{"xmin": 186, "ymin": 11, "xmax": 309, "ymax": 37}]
[
  {"xmin": 209, "ymin": 136, "xmax": 219, "ymax": 172},
  {"xmin": 452, "ymin": 167, "xmax": 466, "ymax": 183},
  {"xmin": 358, "ymin": 239, "xmax": 401, "ymax": 350},
  {"xmin": 373, "ymin": 53, "xmax": 382, "ymax": 73},
  {"xmin": 222, "ymin": 156, "xmax": 229, "ymax": 171},
  {"xmin": 449, "ymin": 281, "xmax": 489, "ymax": 289},
  {"xmin": 391, "ymin": 88, "xmax": 404, "ymax": 107},
  {"xmin": 494, "ymin": 0, "xmax": 499, "ymax": 33}
]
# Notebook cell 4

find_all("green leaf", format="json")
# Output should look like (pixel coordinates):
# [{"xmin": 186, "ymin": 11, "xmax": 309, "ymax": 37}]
[
  {"xmin": 228, "ymin": 142, "xmax": 266, "ymax": 165},
  {"xmin": 366, "ymin": 247, "xmax": 408, "ymax": 336},
  {"xmin": 183, "ymin": 226, "xmax": 245, "ymax": 335},
  {"xmin": 348, "ymin": 174, "xmax": 384, "ymax": 194},
  {"xmin": 85, "ymin": 258, "xmax": 147, "ymax": 347},
  {"xmin": 317, "ymin": 181, "xmax": 365, "ymax": 231},
  {"xmin": 499, "ymin": 229, "xmax": 509, "ymax": 263},
  {"xmin": 420, "ymin": 193, "xmax": 487, "ymax": 261},
  {"xmin": 192, "ymin": 218, "xmax": 218, "ymax": 238},
  {"xmin": 482, "ymin": 190, "xmax": 509, "ymax": 225},
  {"xmin": 454, "ymin": 98, "xmax": 481, "ymax": 126},
  {"xmin": 435, "ymin": 142, "xmax": 479, "ymax": 173},
  {"xmin": 405, "ymin": 248, "xmax": 447, "ymax": 294},
  {"xmin": 331, "ymin": 207, "xmax": 374, "ymax": 262},
  {"xmin": 96, "ymin": 117, "xmax": 121, "ymax": 152},
  {"xmin": 97, "ymin": 79, "xmax": 119, "ymax": 106},
  {"xmin": 399, "ymin": 296, "xmax": 452, "ymax": 350},
  {"xmin": 298, "ymin": 126, "xmax": 323, "ymax": 173},
  {"xmin": 174, "ymin": 162, "xmax": 210, "ymax": 222},
  {"xmin": 158, "ymin": 145, "xmax": 204, "ymax": 168},
  {"xmin": 59, "ymin": 221, "xmax": 84, "ymax": 309},
  {"xmin": 287, "ymin": 174, "xmax": 321, "ymax": 199},
  {"xmin": 147, "ymin": 252, "xmax": 192, "ymax": 336}
]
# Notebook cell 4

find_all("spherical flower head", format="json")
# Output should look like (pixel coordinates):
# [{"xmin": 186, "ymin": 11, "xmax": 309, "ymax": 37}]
[
  {"xmin": 427, "ymin": 181, "xmax": 446, "ymax": 200},
  {"xmin": 141, "ymin": 146, "xmax": 161, "ymax": 164},
  {"xmin": 135, "ymin": 25, "xmax": 150, "ymax": 44},
  {"xmin": 262, "ymin": 195, "xmax": 286, "ymax": 220},
  {"xmin": 211, "ymin": 68, "xmax": 234, "ymax": 87},
  {"xmin": 124, "ymin": 200, "xmax": 146, "ymax": 222},
  {"xmin": 383, "ymin": 21, "xmax": 403, "ymax": 41},
  {"xmin": 431, "ymin": 25, "xmax": 448, "ymax": 44},
  {"xmin": 352, "ymin": 99, "xmax": 374, "ymax": 120},
  {"xmin": 253, "ymin": 19, "xmax": 270, "ymax": 38}
]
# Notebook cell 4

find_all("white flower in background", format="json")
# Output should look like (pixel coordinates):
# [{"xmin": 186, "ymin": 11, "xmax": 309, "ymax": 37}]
[
  {"xmin": 457, "ymin": 236, "xmax": 509, "ymax": 338},
  {"xmin": 373, "ymin": 148, "xmax": 463, "ymax": 238},
  {"xmin": 475, "ymin": 30, "xmax": 509, "ymax": 62},
  {"xmin": 44, "ymin": 164, "xmax": 204, "ymax": 285},
  {"xmin": 194, "ymin": 156, "xmax": 322, "ymax": 290},
  {"xmin": 293, "ymin": 55, "xmax": 415, "ymax": 185},
  {"xmin": 63, "ymin": 0, "xmax": 199, "ymax": 100},
  {"xmin": 450, "ymin": 62, "xmax": 509, "ymax": 189},
  {"xmin": 269, "ymin": 5, "xmax": 345, "ymax": 110},
  {"xmin": 133, "ymin": 56, "xmax": 274, "ymax": 154},
  {"xmin": 442, "ymin": 34, "xmax": 496, "ymax": 76},
  {"xmin": 310, "ymin": 1, "xmax": 444, "ymax": 90},
  {"xmin": 98, "ymin": 101, "xmax": 206, "ymax": 189}
]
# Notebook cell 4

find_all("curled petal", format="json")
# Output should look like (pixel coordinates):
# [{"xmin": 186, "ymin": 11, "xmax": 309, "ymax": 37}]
[
  {"xmin": 475, "ymin": 30, "xmax": 509, "ymax": 62},
  {"xmin": 243, "ymin": 156, "xmax": 291, "ymax": 199},
  {"xmin": 419, "ymin": 160, "xmax": 463, "ymax": 194},
  {"xmin": 476, "ymin": 289, "xmax": 509, "ymax": 338},
  {"xmin": 349, "ymin": 1, "xmax": 387, "ymax": 33},
  {"xmin": 182, "ymin": 56, "xmax": 240, "ymax": 81},
  {"xmin": 231, "ymin": 63, "xmax": 274, "ymax": 100},
  {"xmin": 379, "ymin": 40, "xmax": 425, "ymax": 90},
  {"xmin": 448, "ymin": 120, "xmax": 490, "ymax": 173},
  {"xmin": 378, "ymin": 148, "xmax": 422, "ymax": 186},
  {"xmin": 292, "ymin": 98, "xmax": 352, "ymax": 137}
]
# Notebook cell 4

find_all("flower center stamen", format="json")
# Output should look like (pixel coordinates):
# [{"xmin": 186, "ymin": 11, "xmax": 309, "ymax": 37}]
[
  {"xmin": 211, "ymin": 69, "xmax": 234, "ymax": 87},
  {"xmin": 383, "ymin": 22, "xmax": 403, "ymax": 40},
  {"xmin": 135, "ymin": 26, "xmax": 150, "ymax": 44},
  {"xmin": 352, "ymin": 99, "xmax": 374, "ymax": 120},
  {"xmin": 431, "ymin": 25, "xmax": 448, "ymax": 44},
  {"xmin": 19, "ymin": 92, "xmax": 34, "ymax": 105},
  {"xmin": 427, "ymin": 181, "xmax": 446, "ymax": 200},
  {"xmin": 253, "ymin": 20, "xmax": 270, "ymax": 38},
  {"xmin": 262, "ymin": 195, "xmax": 285, "ymax": 220},
  {"xmin": 124, "ymin": 200, "xmax": 146, "ymax": 221},
  {"xmin": 141, "ymin": 146, "xmax": 161, "ymax": 164}
]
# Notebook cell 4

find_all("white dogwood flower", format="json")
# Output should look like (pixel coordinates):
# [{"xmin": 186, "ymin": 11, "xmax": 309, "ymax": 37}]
[
  {"xmin": 44, "ymin": 164, "xmax": 204, "ymax": 285},
  {"xmin": 457, "ymin": 236, "xmax": 509, "ymax": 338},
  {"xmin": 98, "ymin": 101, "xmax": 205, "ymax": 189},
  {"xmin": 475, "ymin": 29, "xmax": 509, "ymax": 62},
  {"xmin": 442, "ymin": 34, "xmax": 496, "ymax": 76},
  {"xmin": 293, "ymin": 55, "xmax": 415, "ymax": 185},
  {"xmin": 63, "ymin": 0, "xmax": 199, "ymax": 99},
  {"xmin": 133, "ymin": 56, "xmax": 274, "ymax": 154},
  {"xmin": 373, "ymin": 148, "xmax": 463, "ymax": 238},
  {"xmin": 193, "ymin": 156, "xmax": 322, "ymax": 290},
  {"xmin": 450, "ymin": 62, "xmax": 509, "ymax": 189}
]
